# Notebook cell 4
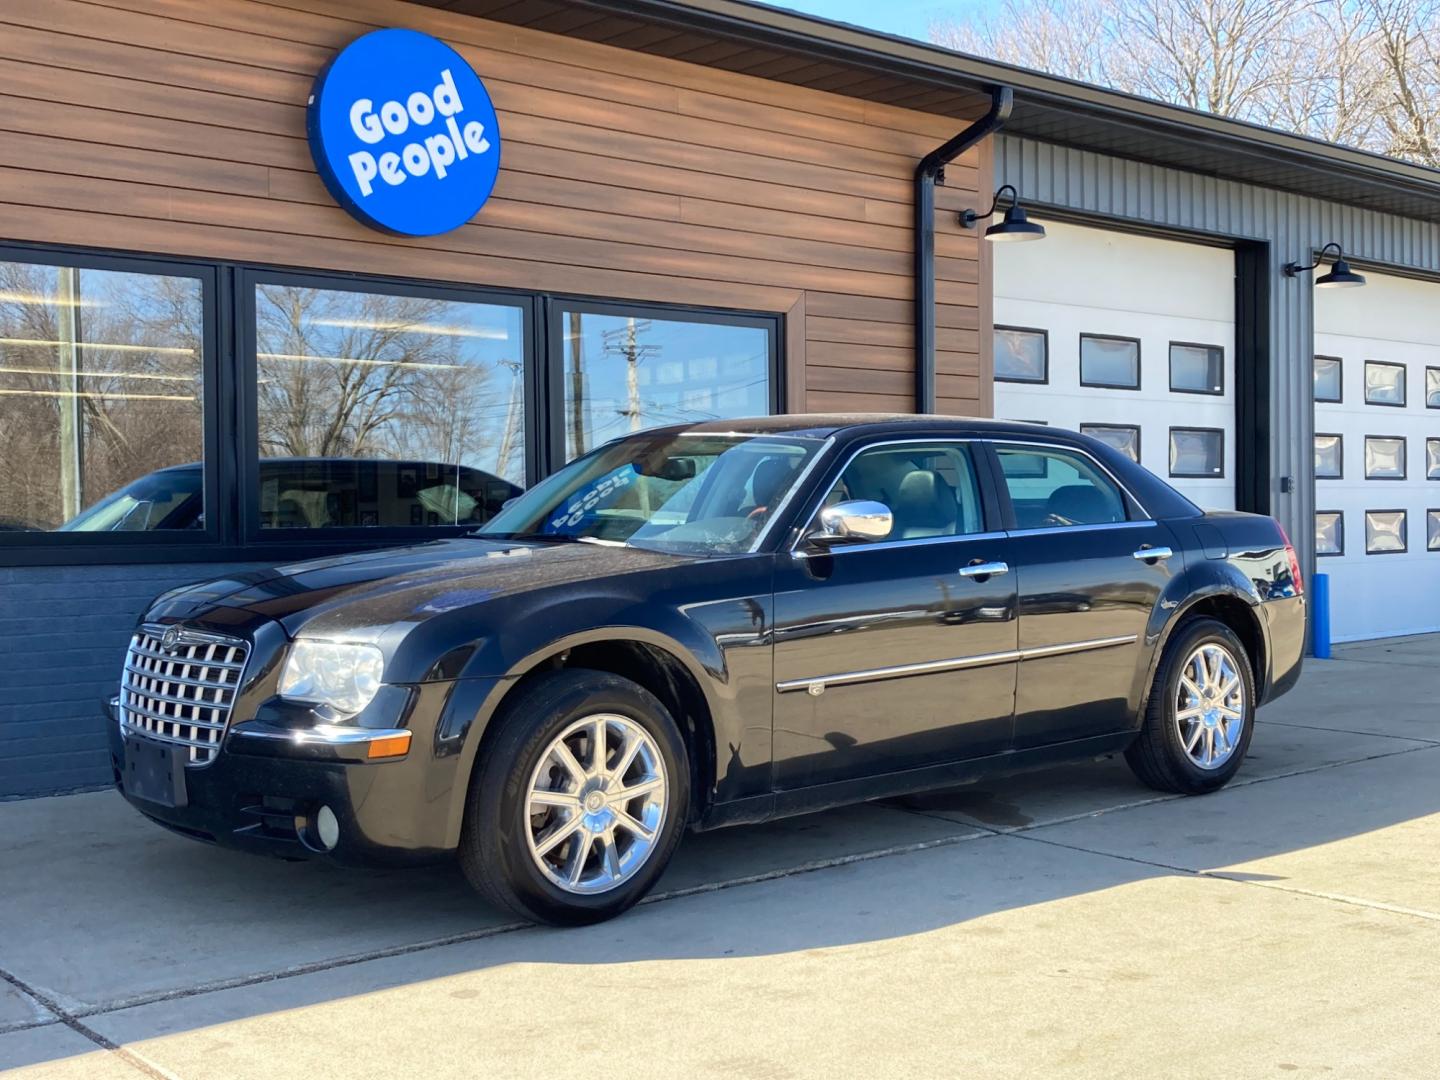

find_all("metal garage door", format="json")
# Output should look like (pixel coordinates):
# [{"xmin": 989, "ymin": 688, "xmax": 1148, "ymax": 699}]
[
  {"xmin": 1313, "ymin": 270, "xmax": 1440, "ymax": 642},
  {"xmin": 992, "ymin": 220, "xmax": 1236, "ymax": 511}
]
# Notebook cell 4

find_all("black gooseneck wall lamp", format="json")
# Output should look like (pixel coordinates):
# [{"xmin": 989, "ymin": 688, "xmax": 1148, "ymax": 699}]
[
  {"xmin": 960, "ymin": 184, "xmax": 1046, "ymax": 242},
  {"xmin": 1284, "ymin": 242, "xmax": 1366, "ymax": 288}
]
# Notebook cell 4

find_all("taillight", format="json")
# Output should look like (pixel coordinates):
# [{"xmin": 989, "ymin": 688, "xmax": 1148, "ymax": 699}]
[{"xmin": 1276, "ymin": 520, "xmax": 1303, "ymax": 595}]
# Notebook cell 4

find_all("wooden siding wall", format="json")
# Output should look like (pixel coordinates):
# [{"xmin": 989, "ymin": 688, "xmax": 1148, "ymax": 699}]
[{"xmin": 0, "ymin": 0, "xmax": 989, "ymax": 415}]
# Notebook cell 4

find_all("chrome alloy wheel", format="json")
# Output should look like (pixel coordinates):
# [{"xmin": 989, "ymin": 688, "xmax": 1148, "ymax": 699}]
[
  {"xmin": 523, "ymin": 713, "xmax": 669, "ymax": 895},
  {"xmin": 1175, "ymin": 642, "xmax": 1246, "ymax": 770}
]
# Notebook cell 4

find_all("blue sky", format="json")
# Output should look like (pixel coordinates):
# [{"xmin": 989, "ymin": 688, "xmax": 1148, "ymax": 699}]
[{"xmin": 771, "ymin": 0, "xmax": 999, "ymax": 43}]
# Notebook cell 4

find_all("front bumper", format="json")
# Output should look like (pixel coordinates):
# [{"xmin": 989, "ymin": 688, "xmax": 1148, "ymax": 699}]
[{"xmin": 107, "ymin": 679, "xmax": 473, "ymax": 867}]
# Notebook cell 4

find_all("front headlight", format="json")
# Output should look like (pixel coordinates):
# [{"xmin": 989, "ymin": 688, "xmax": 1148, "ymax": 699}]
[{"xmin": 278, "ymin": 640, "xmax": 385, "ymax": 716}]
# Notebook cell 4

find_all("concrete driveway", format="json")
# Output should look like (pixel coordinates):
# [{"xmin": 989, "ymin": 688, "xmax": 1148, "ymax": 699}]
[{"xmin": 3, "ymin": 636, "xmax": 1438, "ymax": 1079}]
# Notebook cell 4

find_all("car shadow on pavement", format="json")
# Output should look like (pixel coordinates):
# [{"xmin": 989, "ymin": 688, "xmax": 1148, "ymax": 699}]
[{"xmin": 4, "ymin": 689, "xmax": 1440, "ymax": 1075}]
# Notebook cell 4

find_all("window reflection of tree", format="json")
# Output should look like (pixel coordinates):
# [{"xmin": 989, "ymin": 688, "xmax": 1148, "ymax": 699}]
[
  {"xmin": 0, "ymin": 261, "xmax": 202, "ymax": 530},
  {"xmin": 254, "ymin": 286, "xmax": 520, "ymax": 483}
]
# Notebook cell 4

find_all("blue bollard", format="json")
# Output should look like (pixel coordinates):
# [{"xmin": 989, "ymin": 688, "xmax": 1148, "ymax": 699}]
[{"xmin": 1312, "ymin": 572, "xmax": 1331, "ymax": 659}]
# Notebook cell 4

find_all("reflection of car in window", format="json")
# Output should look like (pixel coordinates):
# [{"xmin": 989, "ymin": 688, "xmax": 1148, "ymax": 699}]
[{"xmin": 60, "ymin": 459, "xmax": 523, "ymax": 532}]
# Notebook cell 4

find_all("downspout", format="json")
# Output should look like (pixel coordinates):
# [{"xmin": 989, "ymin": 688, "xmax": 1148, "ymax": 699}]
[{"xmin": 914, "ymin": 86, "xmax": 1013, "ymax": 413}]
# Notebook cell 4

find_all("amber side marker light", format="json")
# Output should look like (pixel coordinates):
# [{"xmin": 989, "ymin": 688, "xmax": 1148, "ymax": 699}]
[{"xmin": 367, "ymin": 731, "xmax": 413, "ymax": 760}]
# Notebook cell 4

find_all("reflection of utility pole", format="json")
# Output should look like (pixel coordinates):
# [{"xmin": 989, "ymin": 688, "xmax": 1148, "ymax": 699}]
[
  {"xmin": 567, "ymin": 311, "xmax": 586, "ymax": 458},
  {"xmin": 495, "ymin": 359, "xmax": 522, "ymax": 480},
  {"xmin": 56, "ymin": 267, "xmax": 83, "ymax": 521},
  {"xmin": 601, "ymin": 318, "xmax": 658, "ymax": 433}
]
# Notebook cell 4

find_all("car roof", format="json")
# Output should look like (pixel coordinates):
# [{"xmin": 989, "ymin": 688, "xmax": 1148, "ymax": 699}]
[{"xmin": 659, "ymin": 413, "xmax": 1058, "ymax": 440}]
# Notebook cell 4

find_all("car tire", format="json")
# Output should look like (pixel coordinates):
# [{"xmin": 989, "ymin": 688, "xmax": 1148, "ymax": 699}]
[
  {"xmin": 458, "ymin": 668, "xmax": 690, "ymax": 926},
  {"xmin": 1125, "ymin": 617, "xmax": 1257, "ymax": 795}
]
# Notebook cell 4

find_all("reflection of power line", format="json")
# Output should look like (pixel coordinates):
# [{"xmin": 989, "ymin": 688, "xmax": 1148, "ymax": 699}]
[
  {"xmin": 494, "ymin": 359, "xmax": 522, "ymax": 478},
  {"xmin": 601, "ymin": 319, "xmax": 660, "ymax": 434}
]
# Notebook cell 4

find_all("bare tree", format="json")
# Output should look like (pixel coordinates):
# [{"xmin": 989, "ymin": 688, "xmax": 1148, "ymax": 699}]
[{"xmin": 930, "ymin": 0, "xmax": 1440, "ymax": 166}]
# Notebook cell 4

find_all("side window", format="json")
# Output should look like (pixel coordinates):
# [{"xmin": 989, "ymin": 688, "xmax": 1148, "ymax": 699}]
[
  {"xmin": 816, "ymin": 442, "xmax": 984, "ymax": 542},
  {"xmin": 995, "ymin": 445, "xmax": 1128, "ymax": 529}
]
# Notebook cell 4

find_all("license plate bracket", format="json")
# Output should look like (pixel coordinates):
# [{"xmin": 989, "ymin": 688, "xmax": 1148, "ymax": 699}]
[{"xmin": 123, "ymin": 735, "xmax": 188, "ymax": 808}]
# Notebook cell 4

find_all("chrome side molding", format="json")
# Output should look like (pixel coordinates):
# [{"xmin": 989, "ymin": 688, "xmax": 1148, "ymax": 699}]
[{"xmin": 778, "ymin": 634, "xmax": 1138, "ymax": 694}]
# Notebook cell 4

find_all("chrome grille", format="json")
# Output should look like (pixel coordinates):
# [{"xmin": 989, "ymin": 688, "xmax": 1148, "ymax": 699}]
[{"xmin": 119, "ymin": 624, "xmax": 250, "ymax": 765}]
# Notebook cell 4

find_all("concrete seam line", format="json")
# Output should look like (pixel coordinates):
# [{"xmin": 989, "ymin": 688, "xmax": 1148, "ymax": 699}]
[
  {"xmin": 0, "ymin": 968, "xmax": 172, "ymax": 1080},
  {"xmin": 1258, "ymin": 718, "xmax": 1440, "ymax": 745},
  {"xmin": 1010, "ymin": 831, "xmax": 1440, "ymax": 927},
  {"xmin": 67, "ymin": 825, "xmax": 999, "ymax": 1019}
]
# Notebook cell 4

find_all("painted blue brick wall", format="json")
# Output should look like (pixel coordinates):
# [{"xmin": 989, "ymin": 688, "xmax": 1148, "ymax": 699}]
[{"xmin": 0, "ymin": 563, "xmax": 268, "ymax": 798}]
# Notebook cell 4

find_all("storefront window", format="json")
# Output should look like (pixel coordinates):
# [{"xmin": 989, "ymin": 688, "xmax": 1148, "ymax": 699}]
[
  {"xmin": 252, "ymin": 282, "xmax": 526, "ymax": 529},
  {"xmin": 0, "ymin": 259, "xmax": 204, "ymax": 533},
  {"xmin": 558, "ymin": 306, "xmax": 773, "ymax": 461}
]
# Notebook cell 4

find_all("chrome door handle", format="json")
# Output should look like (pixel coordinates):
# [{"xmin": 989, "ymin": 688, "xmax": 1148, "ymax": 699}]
[
  {"xmin": 959, "ymin": 561, "xmax": 1009, "ymax": 578},
  {"xmin": 1133, "ymin": 546, "xmax": 1174, "ymax": 561}
]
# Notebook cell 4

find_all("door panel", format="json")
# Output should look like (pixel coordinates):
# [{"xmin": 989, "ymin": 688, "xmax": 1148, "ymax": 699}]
[
  {"xmin": 771, "ymin": 537, "xmax": 1018, "ymax": 789},
  {"xmin": 1006, "ymin": 522, "xmax": 1177, "ymax": 747}
]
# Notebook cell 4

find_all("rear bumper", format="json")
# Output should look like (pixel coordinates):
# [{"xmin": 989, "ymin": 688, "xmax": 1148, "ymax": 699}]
[{"xmin": 1261, "ymin": 594, "xmax": 1306, "ymax": 703}]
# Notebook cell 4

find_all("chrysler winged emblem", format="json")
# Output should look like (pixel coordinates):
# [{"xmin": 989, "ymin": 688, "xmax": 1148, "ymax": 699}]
[{"xmin": 161, "ymin": 626, "xmax": 182, "ymax": 652}]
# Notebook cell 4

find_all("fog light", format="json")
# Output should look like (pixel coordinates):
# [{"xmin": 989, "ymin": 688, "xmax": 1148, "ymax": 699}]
[{"xmin": 316, "ymin": 805, "xmax": 340, "ymax": 851}]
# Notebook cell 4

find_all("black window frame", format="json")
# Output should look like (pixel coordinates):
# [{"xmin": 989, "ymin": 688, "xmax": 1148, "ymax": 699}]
[
  {"xmin": 1427, "ymin": 437, "xmax": 1440, "ymax": 481},
  {"xmin": 1363, "ymin": 434, "xmax": 1407, "ymax": 481},
  {"xmin": 545, "ymin": 297, "xmax": 782, "ymax": 469},
  {"xmin": 1078, "ymin": 333, "xmax": 1142, "ymax": 391},
  {"xmin": 0, "ymin": 241, "xmax": 785, "ymax": 566},
  {"xmin": 1363, "ymin": 360, "xmax": 1407, "ymax": 408},
  {"xmin": 1315, "ymin": 510, "xmax": 1344, "ymax": 557},
  {"xmin": 1429, "ymin": 509, "xmax": 1440, "ymax": 552},
  {"xmin": 1364, "ymin": 509, "xmax": 1408, "ymax": 555},
  {"xmin": 1313, "ymin": 355, "xmax": 1343, "ymax": 404},
  {"xmin": 1427, "ymin": 366, "xmax": 1440, "ymax": 410},
  {"xmin": 0, "ymin": 245, "xmax": 225, "ymax": 565},
  {"xmin": 1168, "ymin": 426, "xmax": 1226, "ymax": 479},
  {"xmin": 993, "ymin": 325, "xmax": 1049, "ymax": 385},
  {"xmin": 1314, "ymin": 432, "xmax": 1344, "ymax": 480},
  {"xmin": 1078, "ymin": 423, "xmax": 1141, "ymax": 464},
  {"xmin": 1168, "ymin": 340, "xmax": 1225, "ymax": 396}
]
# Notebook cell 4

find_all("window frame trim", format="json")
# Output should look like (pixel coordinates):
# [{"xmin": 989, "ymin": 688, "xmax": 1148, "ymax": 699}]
[
  {"xmin": 1167, "ymin": 340, "xmax": 1226, "ymax": 396},
  {"xmin": 986, "ymin": 437, "xmax": 1152, "ymax": 531},
  {"xmin": 1362, "ymin": 359, "xmax": 1407, "ymax": 408},
  {"xmin": 1314, "ymin": 432, "xmax": 1344, "ymax": 480},
  {"xmin": 0, "ymin": 241, "xmax": 788, "ymax": 566},
  {"xmin": 1428, "ymin": 509, "xmax": 1440, "ymax": 552},
  {"xmin": 993, "ymin": 324, "xmax": 1050, "ymax": 385},
  {"xmin": 1078, "ymin": 423, "xmax": 1142, "ymax": 465},
  {"xmin": 1078, "ymin": 332, "xmax": 1142, "ymax": 391},
  {"xmin": 1313, "ymin": 354, "xmax": 1343, "ymax": 404},
  {"xmin": 1427, "ymin": 366, "xmax": 1440, "ymax": 410},
  {"xmin": 0, "ymin": 244, "xmax": 225, "ymax": 561},
  {"xmin": 1167, "ymin": 425, "xmax": 1227, "ymax": 480},
  {"xmin": 1362, "ymin": 434, "xmax": 1408, "ymax": 481},
  {"xmin": 1315, "ymin": 509, "xmax": 1345, "ymax": 557},
  {"xmin": 1364, "ymin": 508, "xmax": 1408, "ymax": 555}
]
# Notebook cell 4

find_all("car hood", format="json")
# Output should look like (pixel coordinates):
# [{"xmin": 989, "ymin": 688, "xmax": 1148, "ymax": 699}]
[{"xmin": 148, "ymin": 537, "xmax": 699, "ymax": 638}]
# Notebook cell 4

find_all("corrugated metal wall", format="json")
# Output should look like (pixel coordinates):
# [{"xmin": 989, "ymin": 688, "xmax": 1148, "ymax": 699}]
[{"xmin": 996, "ymin": 133, "xmax": 1440, "ymax": 577}]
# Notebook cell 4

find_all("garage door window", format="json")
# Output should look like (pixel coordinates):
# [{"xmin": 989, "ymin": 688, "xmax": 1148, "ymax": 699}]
[
  {"xmin": 1314, "ymin": 356, "xmax": 1343, "ymax": 403},
  {"xmin": 995, "ymin": 327, "xmax": 1047, "ymax": 383},
  {"xmin": 1365, "ymin": 510, "xmax": 1407, "ymax": 554},
  {"xmin": 1364, "ymin": 361, "xmax": 1406, "ymax": 407},
  {"xmin": 1427, "ymin": 367, "xmax": 1440, "ymax": 409},
  {"xmin": 1169, "ymin": 343, "xmax": 1223, "ymax": 395},
  {"xmin": 1079, "ymin": 335, "xmax": 1140, "ymax": 389},
  {"xmin": 1364, "ymin": 436, "xmax": 1406, "ymax": 480},
  {"xmin": 1427, "ymin": 438, "xmax": 1440, "ymax": 480},
  {"xmin": 1429, "ymin": 510, "xmax": 1440, "ymax": 551},
  {"xmin": 1079, "ymin": 424, "xmax": 1139, "ymax": 463},
  {"xmin": 1315, "ymin": 511, "xmax": 1343, "ymax": 556},
  {"xmin": 1315, "ymin": 434, "xmax": 1343, "ymax": 479},
  {"xmin": 1169, "ymin": 427, "xmax": 1224, "ymax": 478}
]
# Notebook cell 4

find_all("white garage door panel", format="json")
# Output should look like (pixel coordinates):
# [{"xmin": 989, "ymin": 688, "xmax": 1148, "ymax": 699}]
[
  {"xmin": 1314, "ymin": 270, "xmax": 1440, "ymax": 642},
  {"xmin": 994, "ymin": 221, "xmax": 1236, "ymax": 511}
]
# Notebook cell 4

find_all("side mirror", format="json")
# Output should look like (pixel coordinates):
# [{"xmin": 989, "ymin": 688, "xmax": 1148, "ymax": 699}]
[{"xmin": 812, "ymin": 500, "xmax": 892, "ymax": 545}]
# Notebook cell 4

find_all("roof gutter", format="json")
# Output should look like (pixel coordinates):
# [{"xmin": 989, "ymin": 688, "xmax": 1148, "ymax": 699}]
[{"xmin": 915, "ymin": 86, "xmax": 1012, "ymax": 413}]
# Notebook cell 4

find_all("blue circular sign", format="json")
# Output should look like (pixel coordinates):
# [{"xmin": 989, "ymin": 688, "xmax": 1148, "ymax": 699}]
[{"xmin": 307, "ymin": 29, "xmax": 502, "ymax": 237}]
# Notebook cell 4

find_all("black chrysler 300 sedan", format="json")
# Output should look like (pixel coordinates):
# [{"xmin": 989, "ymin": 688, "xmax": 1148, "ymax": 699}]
[{"xmin": 109, "ymin": 416, "xmax": 1305, "ymax": 925}]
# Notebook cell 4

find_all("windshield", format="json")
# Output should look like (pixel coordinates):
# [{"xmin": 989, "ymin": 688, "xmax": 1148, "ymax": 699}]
[
  {"xmin": 58, "ymin": 469, "xmax": 203, "ymax": 532},
  {"xmin": 480, "ymin": 432, "xmax": 824, "ymax": 554}
]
